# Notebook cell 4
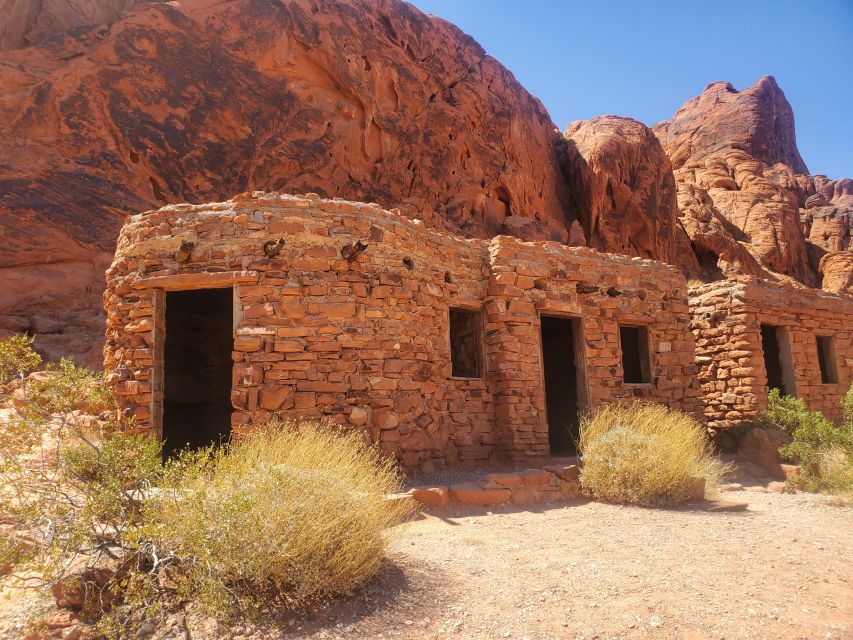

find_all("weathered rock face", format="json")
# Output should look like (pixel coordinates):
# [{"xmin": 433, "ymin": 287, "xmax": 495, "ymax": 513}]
[
  {"xmin": 559, "ymin": 116, "xmax": 697, "ymax": 271},
  {"xmin": 0, "ymin": 0, "xmax": 141, "ymax": 50},
  {"xmin": 654, "ymin": 76, "xmax": 852, "ymax": 289},
  {"xmin": 0, "ymin": 0, "xmax": 571, "ymax": 363},
  {"xmin": 654, "ymin": 77, "xmax": 814, "ymax": 284},
  {"xmin": 820, "ymin": 252, "xmax": 853, "ymax": 295}
]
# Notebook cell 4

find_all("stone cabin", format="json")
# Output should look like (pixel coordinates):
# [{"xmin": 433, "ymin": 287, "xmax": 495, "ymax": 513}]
[
  {"xmin": 689, "ymin": 279, "xmax": 853, "ymax": 430},
  {"xmin": 103, "ymin": 193, "xmax": 703, "ymax": 470}
]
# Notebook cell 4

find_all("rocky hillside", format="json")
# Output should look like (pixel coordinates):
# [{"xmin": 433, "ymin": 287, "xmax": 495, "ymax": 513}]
[
  {"xmin": 653, "ymin": 76, "xmax": 851, "ymax": 289},
  {"xmin": 0, "ymin": 0, "xmax": 850, "ymax": 364}
]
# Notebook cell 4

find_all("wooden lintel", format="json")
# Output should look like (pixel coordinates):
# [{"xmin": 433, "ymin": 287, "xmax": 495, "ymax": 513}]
[
  {"xmin": 536, "ymin": 299, "xmax": 581, "ymax": 316},
  {"xmin": 132, "ymin": 271, "xmax": 259, "ymax": 291}
]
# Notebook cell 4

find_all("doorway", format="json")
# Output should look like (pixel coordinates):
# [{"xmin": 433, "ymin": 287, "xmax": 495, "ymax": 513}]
[
  {"xmin": 540, "ymin": 316, "xmax": 582, "ymax": 455},
  {"xmin": 760, "ymin": 324, "xmax": 795, "ymax": 396},
  {"xmin": 163, "ymin": 288, "xmax": 234, "ymax": 457}
]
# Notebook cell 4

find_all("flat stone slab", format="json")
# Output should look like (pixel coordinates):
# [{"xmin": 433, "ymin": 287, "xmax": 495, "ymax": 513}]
[
  {"xmin": 450, "ymin": 482, "xmax": 511, "ymax": 506},
  {"xmin": 543, "ymin": 464, "xmax": 580, "ymax": 482},
  {"xmin": 410, "ymin": 486, "xmax": 450, "ymax": 507},
  {"xmin": 483, "ymin": 472, "xmax": 524, "ymax": 488},
  {"xmin": 519, "ymin": 469, "xmax": 551, "ymax": 487}
]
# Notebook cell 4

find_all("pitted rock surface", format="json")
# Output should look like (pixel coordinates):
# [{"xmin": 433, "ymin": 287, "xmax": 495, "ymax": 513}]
[
  {"xmin": 0, "ymin": 0, "xmax": 572, "ymax": 362},
  {"xmin": 654, "ymin": 76, "xmax": 852, "ymax": 288}
]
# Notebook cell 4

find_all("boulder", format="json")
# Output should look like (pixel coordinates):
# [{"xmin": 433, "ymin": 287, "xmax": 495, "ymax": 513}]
[
  {"xmin": 560, "ymin": 116, "xmax": 692, "ymax": 269},
  {"xmin": 52, "ymin": 565, "xmax": 116, "ymax": 612},
  {"xmin": 410, "ymin": 486, "xmax": 450, "ymax": 508},
  {"xmin": 737, "ymin": 427, "xmax": 792, "ymax": 479}
]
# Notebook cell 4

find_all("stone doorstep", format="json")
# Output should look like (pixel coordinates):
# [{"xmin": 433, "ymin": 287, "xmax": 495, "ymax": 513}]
[
  {"xmin": 407, "ymin": 464, "xmax": 584, "ymax": 509},
  {"xmin": 403, "ymin": 463, "xmax": 720, "ymax": 511}
]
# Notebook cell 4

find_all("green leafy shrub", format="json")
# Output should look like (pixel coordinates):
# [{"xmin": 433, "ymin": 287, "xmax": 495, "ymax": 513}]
[
  {"xmin": 0, "ymin": 333, "xmax": 42, "ymax": 385},
  {"xmin": 764, "ymin": 388, "xmax": 853, "ymax": 493},
  {"xmin": 134, "ymin": 421, "xmax": 413, "ymax": 620},
  {"xmin": 843, "ymin": 384, "xmax": 853, "ymax": 427},
  {"xmin": 578, "ymin": 402, "xmax": 727, "ymax": 506}
]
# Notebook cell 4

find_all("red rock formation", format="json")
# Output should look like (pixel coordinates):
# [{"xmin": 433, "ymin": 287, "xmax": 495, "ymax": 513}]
[
  {"xmin": 0, "ymin": 0, "xmax": 141, "ymax": 50},
  {"xmin": 820, "ymin": 252, "xmax": 853, "ymax": 295},
  {"xmin": 654, "ymin": 76, "xmax": 852, "ymax": 289},
  {"xmin": 559, "ymin": 116, "xmax": 697, "ymax": 271},
  {"xmin": 654, "ymin": 77, "xmax": 818, "ymax": 285},
  {"xmin": 1, "ymin": 2, "xmax": 850, "ymax": 364},
  {"xmin": 0, "ymin": 0, "xmax": 572, "ymax": 363}
]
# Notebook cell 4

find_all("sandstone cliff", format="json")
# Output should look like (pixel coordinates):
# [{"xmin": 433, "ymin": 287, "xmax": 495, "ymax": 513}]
[
  {"xmin": 653, "ymin": 76, "xmax": 852, "ymax": 290},
  {"xmin": 0, "ymin": 2, "xmax": 850, "ymax": 364},
  {"xmin": 559, "ymin": 116, "xmax": 699, "ymax": 274},
  {"xmin": 0, "ymin": 0, "xmax": 573, "ymax": 364}
]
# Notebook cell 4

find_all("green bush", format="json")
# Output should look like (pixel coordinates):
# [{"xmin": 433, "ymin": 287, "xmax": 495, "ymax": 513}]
[
  {"xmin": 135, "ymin": 422, "xmax": 413, "ymax": 620},
  {"xmin": 578, "ymin": 402, "xmax": 727, "ymax": 506},
  {"xmin": 0, "ymin": 333, "xmax": 42, "ymax": 385},
  {"xmin": 764, "ymin": 388, "xmax": 853, "ymax": 493},
  {"xmin": 843, "ymin": 384, "xmax": 853, "ymax": 428}
]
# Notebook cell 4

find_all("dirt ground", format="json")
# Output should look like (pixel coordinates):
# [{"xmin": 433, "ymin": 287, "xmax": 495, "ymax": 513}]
[{"xmin": 3, "ymin": 489, "xmax": 851, "ymax": 640}]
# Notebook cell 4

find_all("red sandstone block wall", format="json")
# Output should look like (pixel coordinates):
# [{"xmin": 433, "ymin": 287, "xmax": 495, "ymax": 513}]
[
  {"xmin": 104, "ymin": 193, "xmax": 702, "ymax": 471},
  {"xmin": 689, "ymin": 278, "xmax": 853, "ymax": 429}
]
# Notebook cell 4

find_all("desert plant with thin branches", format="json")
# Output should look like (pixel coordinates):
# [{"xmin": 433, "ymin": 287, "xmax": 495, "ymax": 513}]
[{"xmin": 578, "ymin": 402, "xmax": 728, "ymax": 506}]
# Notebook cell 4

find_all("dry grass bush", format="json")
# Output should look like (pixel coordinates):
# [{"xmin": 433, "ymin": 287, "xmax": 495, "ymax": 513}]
[
  {"xmin": 136, "ymin": 421, "xmax": 414, "ymax": 620},
  {"xmin": 0, "ymin": 335, "xmax": 413, "ymax": 634},
  {"xmin": 578, "ymin": 402, "xmax": 728, "ymax": 506}
]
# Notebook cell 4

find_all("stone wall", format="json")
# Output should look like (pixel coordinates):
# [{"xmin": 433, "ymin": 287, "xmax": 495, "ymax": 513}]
[
  {"xmin": 689, "ymin": 278, "xmax": 853, "ymax": 428},
  {"xmin": 104, "ymin": 192, "xmax": 702, "ymax": 471}
]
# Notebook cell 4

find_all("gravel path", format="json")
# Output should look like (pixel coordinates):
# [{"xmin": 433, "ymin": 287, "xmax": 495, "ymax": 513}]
[
  {"xmin": 2, "ymin": 491, "xmax": 850, "ymax": 640},
  {"xmin": 286, "ymin": 490, "xmax": 852, "ymax": 640}
]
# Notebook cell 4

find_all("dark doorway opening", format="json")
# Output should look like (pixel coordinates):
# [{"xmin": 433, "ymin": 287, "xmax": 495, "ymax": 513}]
[
  {"xmin": 540, "ymin": 316, "xmax": 581, "ymax": 456},
  {"xmin": 163, "ymin": 288, "xmax": 233, "ymax": 457},
  {"xmin": 760, "ymin": 324, "xmax": 793, "ymax": 396}
]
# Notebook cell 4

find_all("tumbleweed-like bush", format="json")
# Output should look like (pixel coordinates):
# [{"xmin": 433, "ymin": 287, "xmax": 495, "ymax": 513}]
[
  {"xmin": 141, "ymin": 421, "xmax": 414, "ymax": 618},
  {"xmin": 578, "ymin": 402, "xmax": 727, "ymax": 506}
]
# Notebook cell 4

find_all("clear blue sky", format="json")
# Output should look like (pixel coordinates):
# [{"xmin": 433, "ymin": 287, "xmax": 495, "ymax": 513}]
[{"xmin": 410, "ymin": 0, "xmax": 853, "ymax": 179}]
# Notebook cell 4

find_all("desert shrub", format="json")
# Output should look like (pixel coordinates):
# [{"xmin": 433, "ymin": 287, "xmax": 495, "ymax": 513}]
[
  {"xmin": 843, "ymin": 383, "xmax": 853, "ymax": 427},
  {"xmin": 764, "ymin": 388, "xmax": 853, "ymax": 493},
  {"xmin": 0, "ymin": 333, "xmax": 42, "ymax": 385},
  {"xmin": 578, "ymin": 402, "xmax": 727, "ymax": 506},
  {"xmin": 2, "ymin": 351, "xmax": 412, "ymax": 632},
  {"xmin": 132, "ymin": 421, "xmax": 413, "ymax": 620},
  {"xmin": 0, "ymin": 354, "xmax": 159, "ymax": 622}
]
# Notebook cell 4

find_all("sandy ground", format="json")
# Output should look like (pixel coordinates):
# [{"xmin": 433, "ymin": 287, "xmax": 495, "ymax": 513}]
[{"xmin": 4, "ymin": 489, "xmax": 850, "ymax": 640}]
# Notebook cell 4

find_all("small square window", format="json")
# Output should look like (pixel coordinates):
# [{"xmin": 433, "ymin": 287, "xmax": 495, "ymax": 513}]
[
  {"xmin": 619, "ymin": 325, "xmax": 652, "ymax": 384},
  {"xmin": 816, "ymin": 335, "xmax": 838, "ymax": 384},
  {"xmin": 449, "ymin": 308, "xmax": 483, "ymax": 378}
]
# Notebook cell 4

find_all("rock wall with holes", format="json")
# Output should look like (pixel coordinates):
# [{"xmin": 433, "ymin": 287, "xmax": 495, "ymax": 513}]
[
  {"xmin": 689, "ymin": 278, "xmax": 853, "ymax": 430},
  {"xmin": 104, "ymin": 192, "xmax": 702, "ymax": 471}
]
